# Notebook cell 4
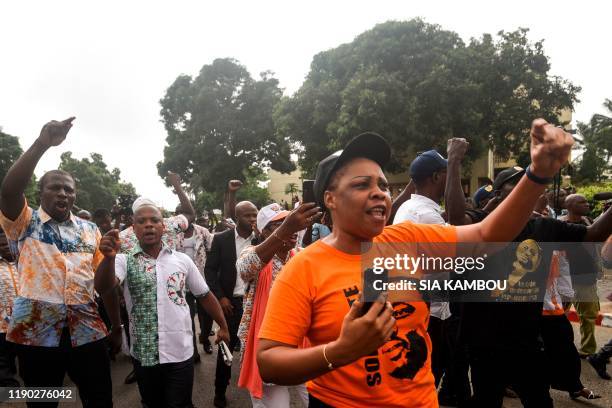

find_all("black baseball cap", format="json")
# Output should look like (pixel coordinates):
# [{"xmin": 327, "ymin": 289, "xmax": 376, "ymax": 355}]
[
  {"xmin": 409, "ymin": 150, "xmax": 448, "ymax": 179},
  {"xmin": 313, "ymin": 132, "xmax": 391, "ymax": 207},
  {"xmin": 492, "ymin": 166, "xmax": 525, "ymax": 191},
  {"xmin": 473, "ymin": 184, "xmax": 494, "ymax": 207}
]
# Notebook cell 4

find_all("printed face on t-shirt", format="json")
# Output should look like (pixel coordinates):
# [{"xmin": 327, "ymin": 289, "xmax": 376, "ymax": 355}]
[
  {"xmin": 515, "ymin": 239, "xmax": 542, "ymax": 272},
  {"xmin": 380, "ymin": 302, "xmax": 428, "ymax": 381}
]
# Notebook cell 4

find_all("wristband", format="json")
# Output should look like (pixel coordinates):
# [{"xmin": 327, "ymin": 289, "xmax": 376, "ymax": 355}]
[
  {"xmin": 525, "ymin": 165, "xmax": 553, "ymax": 185},
  {"xmin": 270, "ymin": 232, "xmax": 287, "ymax": 244}
]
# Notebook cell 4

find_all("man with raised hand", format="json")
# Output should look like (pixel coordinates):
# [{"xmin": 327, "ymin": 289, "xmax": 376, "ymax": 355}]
[
  {"xmin": 205, "ymin": 200, "xmax": 258, "ymax": 407},
  {"xmin": 197, "ymin": 180, "xmax": 243, "ymax": 354},
  {"xmin": 393, "ymin": 138, "xmax": 471, "ymax": 407},
  {"xmin": 95, "ymin": 201, "xmax": 229, "ymax": 408},
  {"xmin": 119, "ymin": 171, "xmax": 195, "ymax": 254},
  {"xmin": 0, "ymin": 117, "xmax": 119, "ymax": 407},
  {"xmin": 175, "ymin": 201, "xmax": 215, "ymax": 359},
  {"xmin": 458, "ymin": 168, "xmax": 611, "ymax": 405}
]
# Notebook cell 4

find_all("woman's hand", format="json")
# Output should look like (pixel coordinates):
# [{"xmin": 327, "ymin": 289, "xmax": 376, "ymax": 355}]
[
  {"xmin": 326, "ymin": 298, "xmax": 395, "ymax": 367},
  {"xmin": 276, "ymin": 203, "xmax": 322, "ymax": 239}
]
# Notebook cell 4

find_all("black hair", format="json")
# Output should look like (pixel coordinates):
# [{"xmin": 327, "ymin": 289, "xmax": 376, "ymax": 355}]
[
  {"xmin": 326, "ymin": 157, "xmax": 367, "ymax": 193},
  {"xmin": 38, "ymin": 170, "xmax": 74, "ymax": 193},
  {"xmin": 411, "ymin": 175, "xmax": 430, "ymax": 188},
  {"xmin": 93, "ymin": 208, "xmax": 111, "ymax": 219}
]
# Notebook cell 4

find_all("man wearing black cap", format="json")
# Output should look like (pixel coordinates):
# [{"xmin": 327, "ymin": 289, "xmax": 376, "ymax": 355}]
[
  {"xmin": 393, "ymin": 139, "xmax": 470, "ymax": 406},
  {"xmin": 393, "ymin": 149, "xmax": 448, "ymax": 224},
  {"xmin": 473, "ymin": 185, "xmax": 494, "ymax": 210},
  {"xmin": 460, "ymin": 166, "xmax": 612, "ymax": 407}
]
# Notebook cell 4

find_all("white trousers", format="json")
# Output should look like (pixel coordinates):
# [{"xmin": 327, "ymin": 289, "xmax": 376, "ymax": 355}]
[{"xmin": 250, "ymin": 383, "xmax": 308, "ymax": 408}]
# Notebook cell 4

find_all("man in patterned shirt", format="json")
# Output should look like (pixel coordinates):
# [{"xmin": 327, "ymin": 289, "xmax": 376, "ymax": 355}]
[
  {"xmin": 0, "ymin": 227, "xmax": 19, "ymax": 387},
  {"xmin": 95, "ymin": 200, "xmax": 229, "ymax": 408},
  {"xmin": 119, "ymin": 171, "xmax": 195, "ymax": 253},
  {"xmin": 175, "ymin": 202, "xmax": 214, "ymax": 359},
  {"xmin": 0, "ymin": 117, "xmax": 120, "ymax": 407},
  {"xmin": 117, "ymin": 173, "xmax": 196, "ymax": 384}
]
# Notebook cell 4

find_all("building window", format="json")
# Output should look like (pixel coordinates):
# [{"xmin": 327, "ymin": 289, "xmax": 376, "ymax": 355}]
[
  {"xmin": 478, "ymin": 177, "xmax": 493, "ymax": 187},
  {"xmin": 461, "ymin": 179, "xmax": 471, "ymax": 197}
]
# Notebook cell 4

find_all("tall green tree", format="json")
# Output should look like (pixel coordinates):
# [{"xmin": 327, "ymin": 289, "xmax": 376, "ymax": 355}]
[
  {"xmin": 573, "ymin": 99, "xmax": 612, "ymax": 183},
  {"xmin": 589, "ymin": 98, "xmax": 612, "ymax": 159},
  {"xmin": 284, "ymin": 182, "xmax": 299, "ymax": 200},
  {"xmin": 58, "ymin": 152, "xmax": 137, "ymax": 211},
  {"xmin": 193, "ymin": 165, "xmax": 271, "ymax": 213},
  {"xmin": 158, "ymin": 58, "xmax": 294, "ymax": 199},
  {"xmin": 0, "ymin": 131, "xmax": 22, "ymax": 183},
  {"xmin": 235, "ymin": 166, "xmax": 271, "ymax": 208},
  {"xmin": 275, "ymin": 19, "xmax": 580, "ymax": 176},
  {"xmin": 1, "ymin": 130, "xmax": 39, "ymax": 206}
]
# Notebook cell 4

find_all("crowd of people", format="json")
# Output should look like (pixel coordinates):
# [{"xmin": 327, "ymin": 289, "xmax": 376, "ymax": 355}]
[{"xmin": 0, "ymin": 116, "xmax": 610, "ymax": 408}]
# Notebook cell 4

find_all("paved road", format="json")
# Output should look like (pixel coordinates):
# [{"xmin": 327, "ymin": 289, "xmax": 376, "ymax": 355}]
[{"xmin": 5, "ymin": 323, "xmax": 611, "ymax": 407}]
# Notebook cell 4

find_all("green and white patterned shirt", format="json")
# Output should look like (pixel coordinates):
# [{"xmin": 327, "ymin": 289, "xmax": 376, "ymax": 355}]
[{"xmin": 116, "ymin": 242, "xmax": 209, "ymax": 366}]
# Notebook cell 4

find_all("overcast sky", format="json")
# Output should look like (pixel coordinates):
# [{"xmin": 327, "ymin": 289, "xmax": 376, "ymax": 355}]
[{"xmin": 1, "ymin": 0, "xmax": 610, "ymax": 209}]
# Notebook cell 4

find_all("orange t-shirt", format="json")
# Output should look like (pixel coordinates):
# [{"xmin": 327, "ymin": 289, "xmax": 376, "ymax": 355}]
[{"xmin": 259, "ymin": 221, "xmax": 458, "ymax": 408}]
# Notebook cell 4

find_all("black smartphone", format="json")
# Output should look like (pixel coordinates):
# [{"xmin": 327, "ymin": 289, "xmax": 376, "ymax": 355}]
[
  {"xmin": 302, "ymin": 179, "xmax": 316, "ymax": 204},
  {"xmin": 361, "ymin": 267, "xmax": 388, "ymax": 315}
]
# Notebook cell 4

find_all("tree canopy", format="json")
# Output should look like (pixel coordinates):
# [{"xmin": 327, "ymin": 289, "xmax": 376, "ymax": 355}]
[
  {"xmin": 274, "ymin": 19, "xmax": 580, "ymax": 176},
  {"xmin": 158, "ymin": 58, "xmax": 294, "ymax": 201},
  {"xmin": 0, "ymin": 131, "xmax": 22, "ymax": 183},
  {"xmin": 193, "ymin": 165, "xmax": 270, "ymax": 214},
  {"xmin": 59, "ymin": 152, "xmax": 137, "ymax": 211},
  {"xmin": 1, "ymin": 130, "xmax": 39, "ymax": 206},
  {"xmin": 573, "ymin": 98, "xmax": 612, "ymax": 183}
]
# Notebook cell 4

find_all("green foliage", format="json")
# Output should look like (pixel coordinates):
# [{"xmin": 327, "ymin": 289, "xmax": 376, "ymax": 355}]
[
  {"xmin": 576, "ymin": 182, "xmax": 612, "ymax": 218},
  {"xmin": 193, "ymin": 166, "xmax": 271, "ymax": 213},
  {"xmin": 590, "ymin": 99, "xmax": 612, "ymax": 155},
  {"xmin": 24, "ymin": 175, "xmax": 39, "ymax": 207},
  {"xmin": 275, "ymin": 20, "xmax": 579, "ymax": 176},
  {"xmin": 0, "ymin": 131, "xmax": 23, "ymax": 182},
  {"xmin": 236, "ymin": 166, "xmax": 271, "ymax": 209},
  {"xmin": 58, "ymin": 152, "xmax": 137, "ymax": 211},
  {"xmin": 158, "ymin": 58, "xmax": 294, "ymax": 199},
  {"xmin": 573, "ymin": 99, "xmax": 612, "ymax": 183},
  {"xmin": 1, "ymin": 131, "xmax": 39, "ymax": 206},
  {"xmin": 284, "ymin": 182, "xmax": 299, "ymax": 199},
  {"xmin": 194, "ymin": 190, "xmax": 220, "ymax": 215}
]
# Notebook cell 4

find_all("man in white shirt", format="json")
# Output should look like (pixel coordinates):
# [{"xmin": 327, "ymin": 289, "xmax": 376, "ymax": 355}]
[
  {"xmin": 175, "ymin": 204, "xmax": 215, "ymax": 358},
  {"xmin": 204, "ymin": 201, "xmax": 258, "ymax": 408},
  {"xmin": 95, "ymin": 201, "xmax": 229, "ymax": 408},
  {"xmin": 393, "ymin": 150, "xmax": 451, "ymax": 347},
  {"xmin": 393, "ymin": 140, "xmax": 470, "ymax": 406}
]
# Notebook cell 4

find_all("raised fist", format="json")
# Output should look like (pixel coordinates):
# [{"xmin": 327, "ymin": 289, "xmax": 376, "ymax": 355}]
[
  {"xmin": 447, "ymin": 138, "xmax": 469, "ymax": 162},
  {"xmin": 166, "ymin": 171, "xmax": 182, "ymax": 188},
  {"xmin": 228, "ymin": 180, "xmax": 243, "ymax": 192},
  {"xmin": 37, "ymin": 117, "xmax": 75, "ymax": 148},
  {"xmin": 99, "ymin": 229, "xmax": 120, "ymax": 258},
  {"xmin": 529, "ymin": 119, "xmax": 573, "ymax": 179}
]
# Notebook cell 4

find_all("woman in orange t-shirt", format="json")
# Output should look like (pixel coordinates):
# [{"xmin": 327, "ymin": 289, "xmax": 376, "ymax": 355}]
[{"xmin": 257, "ymin": 122, "xmax": 573, "ymax": 407}]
